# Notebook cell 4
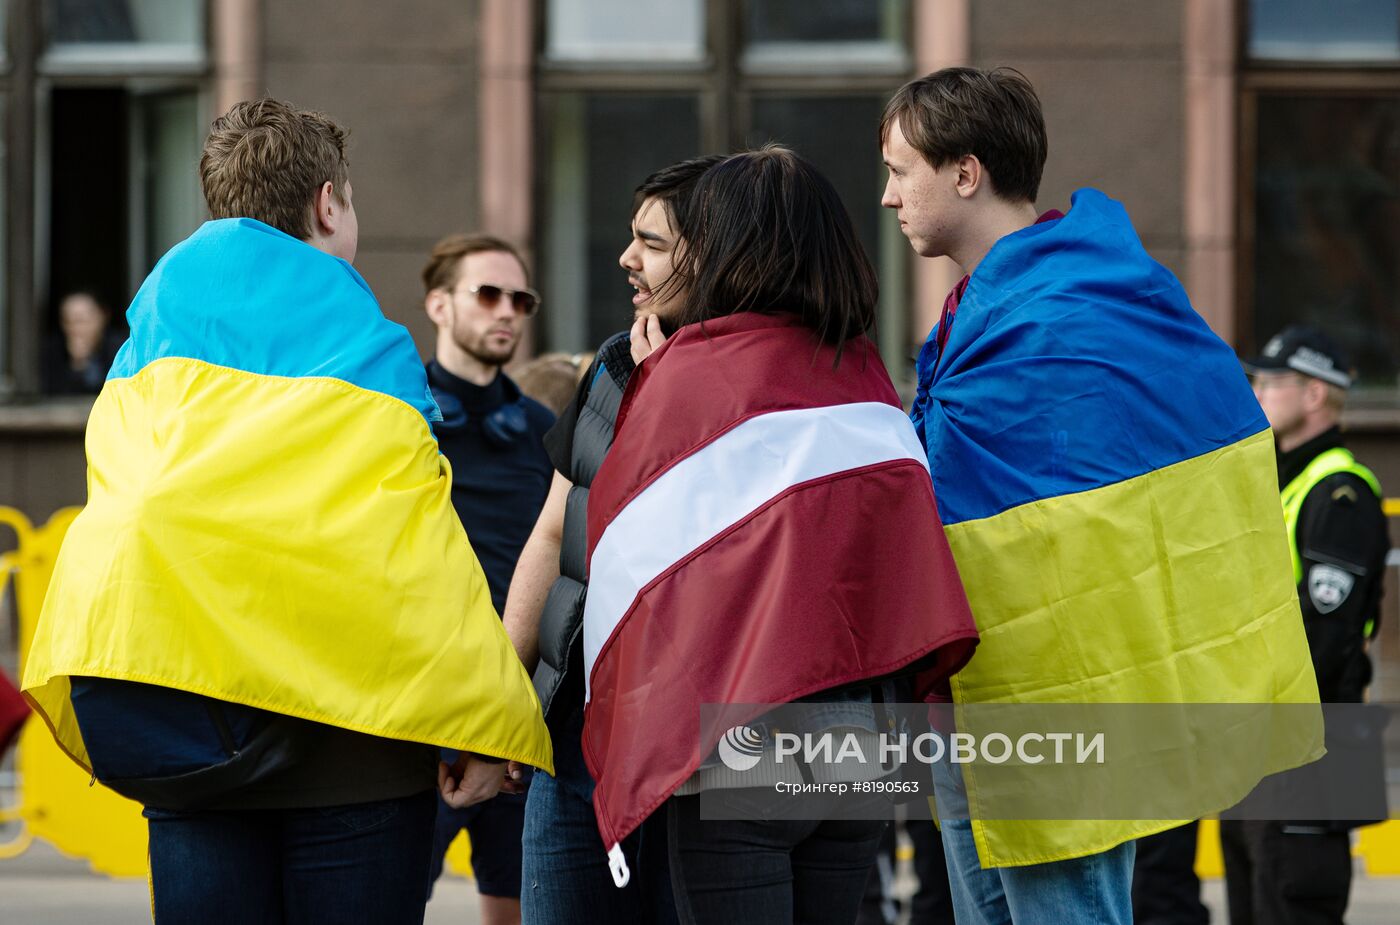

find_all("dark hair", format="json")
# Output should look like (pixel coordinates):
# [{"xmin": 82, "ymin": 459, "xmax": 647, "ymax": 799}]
[
  {"xmin": 628, "ymin": 154, "xmax": 725, "ymax": 311},
  {"xmin": 421, "ymin": 233, "xmax": 528, "ymax": 294},
  {"xmin": 632, "ymin": 154, "xmax": 725, "ymax": 228},
  {"xmin": 880, "ymin": 66, "xmax": 1047, "ymax": 203},
  {"xmin": 58, "ymin": 289, "xmax": 110, "ymax": 316},
  {"xmin": 669, "ymin": 145, "xmax": 876, "ymax": 357},
  {"xmin": 201, "ymin": 98, "xmax": 350, "ymax": 239}
]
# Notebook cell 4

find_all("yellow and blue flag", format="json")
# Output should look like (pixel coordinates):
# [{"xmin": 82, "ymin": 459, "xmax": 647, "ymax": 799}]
[
  {"xmin": 23, "ymin": 218, "xmax": 552, "ymax": 774},
  {"xmin": 914, "ymin": 189, "xmax": 1321, "ymax": 866}
]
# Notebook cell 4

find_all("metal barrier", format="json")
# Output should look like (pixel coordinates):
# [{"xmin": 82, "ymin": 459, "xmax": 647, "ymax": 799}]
[{"xmin": 0, "ymin": 506, "xmax": 148, "ymax": 877}]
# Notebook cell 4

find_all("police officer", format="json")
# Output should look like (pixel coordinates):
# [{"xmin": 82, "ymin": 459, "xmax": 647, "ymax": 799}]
[{"xmin": 1220, "ymin": 324, "xmax": 1390, "ymax": 925}]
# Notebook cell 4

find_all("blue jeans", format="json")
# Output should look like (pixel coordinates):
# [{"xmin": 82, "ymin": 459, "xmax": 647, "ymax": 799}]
[
  {"xmin": 521, "ymin": 709, "xmax": 676, "ymax": 924},
  {"xmin": 937, "ymin": 817, "xmax": 1135, "ymax": 925},
  {"xmin": 145, "ymin": 790, "xmax": 436, "ymax": 924}
]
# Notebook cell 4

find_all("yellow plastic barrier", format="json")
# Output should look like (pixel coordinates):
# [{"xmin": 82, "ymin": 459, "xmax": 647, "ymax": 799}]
[
  {"xmin": 444, "ymin": 829, "xmax": 475, "ymax": 878},
  {"xmin": 0, "ymin": 506, "xmax": 148, "ymax": 877},
  {"xmin": 1194, "ymin": 818, "xmax": 1225, "ymax": 878}
]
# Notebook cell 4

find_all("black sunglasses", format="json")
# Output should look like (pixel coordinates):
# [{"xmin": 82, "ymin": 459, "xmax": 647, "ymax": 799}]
[{"xmin": 455, "ymin": 283, "xmax": 542, "ymax": 317}]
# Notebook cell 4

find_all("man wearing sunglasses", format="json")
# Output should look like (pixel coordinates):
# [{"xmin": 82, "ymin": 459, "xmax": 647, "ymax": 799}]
[{"xmin": 421, "ymin": 233, "xmax": 556, "ymax": 925}]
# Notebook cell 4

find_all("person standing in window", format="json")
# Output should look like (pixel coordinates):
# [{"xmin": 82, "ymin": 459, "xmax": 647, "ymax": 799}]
[{"xmin": 44, "ymin": 291, "xmax": 124, "ymax": 394}]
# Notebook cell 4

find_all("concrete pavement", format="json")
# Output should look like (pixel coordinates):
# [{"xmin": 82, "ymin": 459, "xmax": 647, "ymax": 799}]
[{"xmin": 4, "ymin": 831, "xmax": 1400, "ymax": 923}]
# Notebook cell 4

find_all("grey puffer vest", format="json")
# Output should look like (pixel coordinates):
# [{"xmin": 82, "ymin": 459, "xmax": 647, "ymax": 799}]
[{"xmin": 534, "ymin": 333, "xmax": 634, "ymax": 731}]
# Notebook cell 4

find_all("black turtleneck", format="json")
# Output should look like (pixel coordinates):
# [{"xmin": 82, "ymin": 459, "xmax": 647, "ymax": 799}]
[{"xmin": 427, "ymin": 360, "xmax": 556, "ymax": 614}]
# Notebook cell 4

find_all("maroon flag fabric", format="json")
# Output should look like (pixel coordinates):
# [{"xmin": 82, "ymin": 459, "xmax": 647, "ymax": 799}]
[
  {"xmin": 0, "ymin": 667, "xmax": 29, "ymax": 757},
  {"xmin": 580, "ymin": 312, "xmax": 978, "ymax": 869}
]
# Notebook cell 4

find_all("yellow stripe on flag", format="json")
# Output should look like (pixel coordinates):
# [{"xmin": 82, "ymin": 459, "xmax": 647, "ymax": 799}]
[
  {"xmin": 944, "ymin": 430, "xmax": 1321, "ymax": 867},
  {"xmin": 24, "ymin": 357, "xmax": 551, "ymax": 773}
]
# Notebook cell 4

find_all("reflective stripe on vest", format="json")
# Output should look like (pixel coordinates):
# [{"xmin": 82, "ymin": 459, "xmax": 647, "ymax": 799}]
[{"xmin": 1279, "ymin": 446, "xmax": 1381, "ymax": 587}]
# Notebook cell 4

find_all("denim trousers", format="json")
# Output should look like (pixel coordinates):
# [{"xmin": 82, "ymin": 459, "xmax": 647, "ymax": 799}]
[
  {"xmin": 521, "ymin": 709, "xmax": 677, "ymax": 924},
  {"xmin": 666, "ymin": 793, "xmax": 887, "ymax": 925},
  {"xmin": 932, "ymin": 756, "xmax": 1134, "ymax": 925},
  {"xmin": 938, "ymin": 817, "xmax": 1135, "ymax": 925},
  {"xmin": 144, "ymin": 789, "xmax": 437, "ymax": 924}
]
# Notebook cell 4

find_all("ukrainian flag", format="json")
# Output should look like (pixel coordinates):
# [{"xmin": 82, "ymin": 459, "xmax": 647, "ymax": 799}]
[
  {"xmin": 915, "ymin": 189, "xmax": 1321, "ymax": 866},
  {"xmin": 23, "ymin": 218, "xmax": 552, "ymax": 775}
]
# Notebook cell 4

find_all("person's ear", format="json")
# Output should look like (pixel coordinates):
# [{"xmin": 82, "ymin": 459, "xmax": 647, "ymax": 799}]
[
  {"xmin": 314, "ymin": 181, "xmax": 338, "ymax": 236},
  {"xmin": 424, "ymin": 288, "xmax": 451, "ymax": 327},
  {"xmin": 954, "ymin": 154, "xmax": 983, "ymax": 200},
  {"xmin": 1303, "ymin": 378, "xmax": 1328, "ymax": 413}
]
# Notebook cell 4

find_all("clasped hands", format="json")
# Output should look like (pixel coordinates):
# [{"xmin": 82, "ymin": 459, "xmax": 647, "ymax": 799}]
[{"xmin": 437, "ymin": 753, "xmax": 530, "ymax": 808}]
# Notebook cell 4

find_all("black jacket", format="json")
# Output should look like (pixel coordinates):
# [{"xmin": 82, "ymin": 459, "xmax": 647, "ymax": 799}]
[
  {"xmin": 1279, "ymin": 427, "xmax": 1390, "ymax": 702},
  {"xmin": 535, "ymin": 333, "xmax": 634, "ymax": 729}
]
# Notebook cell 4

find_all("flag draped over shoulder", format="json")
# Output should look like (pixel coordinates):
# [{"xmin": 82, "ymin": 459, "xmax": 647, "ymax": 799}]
[
  {"xmin": 582, "ymin": 312, "xmax": 979, "ymax": 864},
  {"xmin": 23, "ymin": 218, "xmax": 552, "ymax": 775},
  {"xmin": 914, "ymin": 188, "xmax": 1322, "ymax": 867}
]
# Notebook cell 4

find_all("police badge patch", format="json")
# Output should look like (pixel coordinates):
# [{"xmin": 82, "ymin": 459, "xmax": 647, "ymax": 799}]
[{"xmin": 1308, "ymin": 564, "xmax": 1356, "ymax": 614}]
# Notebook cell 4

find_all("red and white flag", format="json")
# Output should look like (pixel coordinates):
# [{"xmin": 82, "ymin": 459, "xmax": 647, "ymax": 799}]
[{"xmin": 581, "ymin": 312, "xmax": 978, "ymax": 883}]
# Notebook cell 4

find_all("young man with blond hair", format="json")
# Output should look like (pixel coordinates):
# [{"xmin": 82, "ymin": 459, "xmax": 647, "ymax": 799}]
[{"xmin": 23, "ymin": 98, "xmax": 550, "ymax": 923}]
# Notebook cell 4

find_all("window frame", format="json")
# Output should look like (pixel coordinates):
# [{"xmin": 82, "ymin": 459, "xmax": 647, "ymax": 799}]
[
  {"xmin": 1237, "ymin": 0, "xmax": 1400, "ymax": 404},
  {"xmin": 37, "ymin": 0, "xmax": 210, "ymax": 78},
  {"xmin": 5, "ymin": 0, "xmax": 212, "ymax": 398},
  {"xmin": 533, "ymin": 0, "xmax": 916, "ymax": 370}
]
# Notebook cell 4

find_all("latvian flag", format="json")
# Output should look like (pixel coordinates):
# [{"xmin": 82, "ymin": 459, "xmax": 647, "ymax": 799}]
[{"xmin": 581, "ymin": 312, "xmax": 979, "ymax": 883}]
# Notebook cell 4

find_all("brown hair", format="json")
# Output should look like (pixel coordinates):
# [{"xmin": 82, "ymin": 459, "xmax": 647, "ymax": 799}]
[
  {"xmin": 513, "ymin": 353, "xmax": 587, "ymax": 415},
  {"xmin": 200, "ymin": 98, "xmax": 350, "ymax": 239},
  {"xmin": 879, "ymin": 67, "xmax": 1047, "ymax": 203},
  {"xmin": 421, "ymin": 234, "xmax": 530, "ymax": 294}
]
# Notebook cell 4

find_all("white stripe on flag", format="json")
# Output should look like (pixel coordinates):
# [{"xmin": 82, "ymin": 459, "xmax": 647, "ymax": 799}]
[{"xmin": 583, "ymin": 401, "xmax": 927, "ymax": 702}]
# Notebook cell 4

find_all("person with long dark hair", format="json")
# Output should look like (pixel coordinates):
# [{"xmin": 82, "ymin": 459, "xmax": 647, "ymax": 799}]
[
  {"xmin": 578, "ymin": 146, "xmax": 979, "ymax": 924},
  {"xmin": 505, "ymin": 154, "xmax": 724, "ymax": 925}
]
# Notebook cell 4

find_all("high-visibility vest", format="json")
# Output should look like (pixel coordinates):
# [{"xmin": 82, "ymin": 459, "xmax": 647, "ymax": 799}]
[{"xmin": 1280, "ymin": 446, "xmax": 1382, "ymax": 635}]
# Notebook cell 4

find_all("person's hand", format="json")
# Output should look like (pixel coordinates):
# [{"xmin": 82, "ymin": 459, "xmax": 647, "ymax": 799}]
[
  {"xmin": 500, "ymin": 760, "xmax": 529, "ymax": 795},
  {"xmin": 630, "ymin": 313, "xmax": 667, "ymax": 365},
  {"xmin": 438, "ymin": 753, "xmax": 507, "ymax": 808}
]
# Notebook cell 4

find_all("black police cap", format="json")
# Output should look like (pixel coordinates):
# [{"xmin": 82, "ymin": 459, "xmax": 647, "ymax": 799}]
[{"xmin": 1244, "ymin": 324, "xmax": 1353, "ymax": 389}]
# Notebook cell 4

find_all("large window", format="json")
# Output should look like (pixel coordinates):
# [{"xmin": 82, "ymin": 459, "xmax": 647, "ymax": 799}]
[
  {"xmin": 1243, "ymin": 0, "xmax": 1400, "ymax": 393},
  {"xmin": 31, "ymin": 0, "xmax": 207, "ymax": 395},
  {"xmin": 538, "ymin": 0, "xmax": 913, "ymax": 370}
]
